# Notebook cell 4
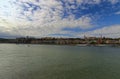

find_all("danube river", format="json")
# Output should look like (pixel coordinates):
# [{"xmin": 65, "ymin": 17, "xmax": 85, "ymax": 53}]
[{"xmin": 0, "ymin": 44, "xmax": 120, "ymax": 79}]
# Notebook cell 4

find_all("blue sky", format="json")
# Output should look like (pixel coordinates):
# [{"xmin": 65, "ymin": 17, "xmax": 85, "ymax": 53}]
[{"xmin": 0, "ymin": 0, "xmax": 120, "ymax": 38}]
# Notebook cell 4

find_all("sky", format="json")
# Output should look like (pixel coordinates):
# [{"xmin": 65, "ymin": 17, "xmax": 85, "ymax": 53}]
[{"xmin": 0, "ymin": 0, "xmax": 120, "ymax": 38}]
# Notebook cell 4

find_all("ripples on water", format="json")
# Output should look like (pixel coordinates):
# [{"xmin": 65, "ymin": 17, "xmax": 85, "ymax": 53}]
[{"xmin": 0, "ymin": 44, "xmax": 120, "ymax": 79}]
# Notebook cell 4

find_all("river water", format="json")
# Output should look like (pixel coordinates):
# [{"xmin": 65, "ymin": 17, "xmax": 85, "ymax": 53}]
[{"xmin": 0, "ymin": 44, "xmax": 120, "ymax": 79}]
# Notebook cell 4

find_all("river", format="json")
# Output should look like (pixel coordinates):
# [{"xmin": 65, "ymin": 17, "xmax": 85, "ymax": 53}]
[{"xmin": 0, "ymin": 44, "xmax": 120, "ymax": 79}]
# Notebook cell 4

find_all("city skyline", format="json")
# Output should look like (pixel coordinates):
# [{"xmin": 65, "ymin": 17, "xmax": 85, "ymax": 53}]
[{"xmin": 0, "ymin": 0, "xmax": 120, "ymax": 38}]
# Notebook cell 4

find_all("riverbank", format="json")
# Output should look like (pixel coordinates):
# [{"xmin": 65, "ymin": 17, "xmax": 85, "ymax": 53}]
[
  {"xmin": 0, "ymin": 43, "xmax": 120, "ymax": 48},
  {"xmin": 0, "ymin": 37, "xmax": 120, "ymax": 46}
]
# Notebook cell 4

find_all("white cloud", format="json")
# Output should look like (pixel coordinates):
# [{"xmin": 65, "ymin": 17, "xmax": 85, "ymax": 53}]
[
  {"xmin": 75, "ymin": 25, "xmax": 120, "ymax": 38},
  {"xmin": 109, "ymin": 0, "xmax": 119, "ymax": 4},
  {"xmin": 115, "ymin": 11, "xmax": 120, "ymax": 15},
  {"xmin": 1, "ymin": 0, "xmax": 119, "ymax": 38},
  {"xmin": 0, "ymin": 0, "xmax": 93, "ymax": 37}
]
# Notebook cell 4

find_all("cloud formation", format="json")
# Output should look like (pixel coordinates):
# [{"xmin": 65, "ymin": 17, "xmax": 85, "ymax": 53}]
[
  {"xmin": 0, "ymin": 0, "xmax": 120, "ymax": 38},
  {"xmin": 75, "ymin": 25, "xmax": 120, "ymax": 38},
  {"xmin": 115, "ymin": 11, "xmax": 120, "ymax": 15}
]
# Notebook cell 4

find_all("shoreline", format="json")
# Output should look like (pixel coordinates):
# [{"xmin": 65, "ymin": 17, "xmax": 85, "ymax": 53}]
[{"xmin": 0, "ymin": 43, "xmax": 120, "ymax": 47}]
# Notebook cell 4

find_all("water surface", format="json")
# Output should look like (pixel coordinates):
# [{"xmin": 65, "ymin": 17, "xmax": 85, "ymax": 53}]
[{"xmin": 0, "ymin": 44, "xmax": 120, "ymax": 79}]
